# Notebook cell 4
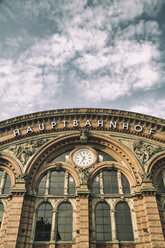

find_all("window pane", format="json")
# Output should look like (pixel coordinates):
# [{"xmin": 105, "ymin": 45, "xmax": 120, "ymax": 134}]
[
  {"xmin": 103, "ymin": 170, "xmax": 118, "ymax": 194},
  {"xmin": 0, "ymin": 171, "xmax": 3, "ymax": 182},
  {"xmin": 92, "ymin": 174, "xmax": 100, "ymax": 194},
  {"xmin": 157, "ymin": 172, "xmax": 165, "ymax": 193},
  {"xmin": 38, "ymin": 175, "xmax": 47, "ymax": 195},
  {"xmin": 35, "ymin": 203, "xmax": 52, "ymax": 241},
  {"xmin": 57, "ymin": 202, "xmax": 72, "ymax": 241},
  {"xmin": 95, "ymin": 202, "xmax": 112, "ymax": 241},
  {"xmin": 68, "ymin": 174, "xmax": 75, "ymax": 194},
  {"xmin": 116, "ymin": 202, "xmax": 134, "ymax": 241},
  {"xmin": 52, "ymin": 151, "xmax": 71, "ymax": 162},
  {"xmin": 121, "ymin": 173, "xmax": 130, "ymax": 193},
  {"xmin": 95, "ymin": 150, "xmax": 116, "ymax": 161},
  {"xmin": 50, "ymin": 171, "xmax": 64, "ymax": 195},
  {"xmin": 0, "ymin": 203, "xmax": 4, "ymax": 228},
  {"xmin": 3, "ymin": 174, "xmax": 11, "ymax": 194}
]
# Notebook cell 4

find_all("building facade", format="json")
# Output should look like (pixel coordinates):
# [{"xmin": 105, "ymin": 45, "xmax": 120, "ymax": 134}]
[{"xmin": 0, "ymin": 108, "xmax": 165, "ymax": 248}]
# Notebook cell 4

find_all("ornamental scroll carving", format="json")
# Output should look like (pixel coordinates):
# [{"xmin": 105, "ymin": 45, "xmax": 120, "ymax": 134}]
[
  {"xmin": 9, "ymin": 138, "xmax": 50, "ymax": 166},
  {"xmin": 133, "ymin": 140, "xmax": 165, "ymax": 165}
]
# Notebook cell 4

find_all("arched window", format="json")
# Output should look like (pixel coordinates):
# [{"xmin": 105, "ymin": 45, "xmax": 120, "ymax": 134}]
[
  {"xmin": 92, "ymin": 169, "xmax": 130, "ymax": 194},
  {"xmin": 121, "ymin": 173, "xmax": 130, "ymax": 193},
  {"xmin": 103, "ymin": 170, "xmax": 118, "ymax": 194},
  {"xmin": 157, "ymin": 170, "xmax": 165, "ymax": 193},
  {"xmin": 35, "ymin": 203, "xmax": 52, "ymax": 241},
  {"xmin": 68, "ymin": 174, "xmax": 76, "ymax": 194},
  {"xmin": 95, "ymin": 202, "xmax": 112, "ymax": 241},
  {"xmin": 50, "ymin": 171, "xmax": 65, "ymax": 194},
  {"xmin": 92, "ymin": 174, "xmax": 100, "ymax": 194},
  {"xmin": 57, "ymin": 202, "xmax": 72, "ymax": 241},
  {"xmin": 116, "ymin": 202, "xmax": 134, "ymax": 241},
  {"xmin": 0, "ymin": 202, "xmax": 4, "ymax": 229},
  {"xmin": 0, "ymin": 170, "xmax": 11, "ymax": 195},
  {"xmin": 38, "ymin": 171, "xmax": 76, "ymax": 195},
  {"xmin": 38, "ymin": 175, "xmax": 47, "ymax": 195}
]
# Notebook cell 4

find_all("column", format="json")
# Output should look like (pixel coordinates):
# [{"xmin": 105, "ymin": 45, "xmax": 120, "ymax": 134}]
[
  {"xmin": 77, "ymin": 185, "xmax": 90, "ymax": 248},
  {"xmin": 4, "ymin": 193, "xmax": 25, "ymax": 248}
]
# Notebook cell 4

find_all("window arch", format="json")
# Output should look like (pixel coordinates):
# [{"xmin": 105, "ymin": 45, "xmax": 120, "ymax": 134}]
[
  {"xmin": 38, "ymin": 170, "xmax": 76, "ymax": 195},
  {"xmin": 0, "ymin": 170, "xmax": 11, "ymax": 195},
  {"xmin": 157, "ymin": 170, "xmax": 165, "ymax": 193},
  {"xmin": 156, "ymin": 169, "xmax": 165, "ymax": 238},
  {"xmin": 57, "ymin": 202, "xmax": 72, "ymax": 241},
  {"xmin": 34, "ymin": 203, "xmax": 52, "ymax": 241},
  {"xmin": 0, "ymin": 202, "xmax": 4, "ymax": 229},
  {"xmin": 92, "ymin": 169, "xmax": 130, "ymax": 194},
  {"xmin": 95, "ymin": 202, "xmax": 112, "ymax": 241},
  {"xmin": 116, "ymin": 202, "xmax": 134, "ymax": 241}
]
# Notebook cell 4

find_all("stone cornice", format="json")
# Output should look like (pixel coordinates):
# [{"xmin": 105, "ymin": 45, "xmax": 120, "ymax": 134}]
[
  {"xmin": 0, "ymin": 108, "xmax": 164, "ymax": 145},
  {"xmin": 0, "ymin": 108, "xmax": 165, "ymax": 127}
]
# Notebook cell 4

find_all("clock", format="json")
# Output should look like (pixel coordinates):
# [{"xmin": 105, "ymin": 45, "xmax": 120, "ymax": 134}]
[{"xmin": 71, "ymin": 147, "xmax": 97, "ymax": 167}]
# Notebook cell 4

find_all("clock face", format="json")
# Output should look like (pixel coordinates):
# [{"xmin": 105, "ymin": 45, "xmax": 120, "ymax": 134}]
[{"xmin": 73, "ymin": 148, "xmax": 94, "ymax": 167}]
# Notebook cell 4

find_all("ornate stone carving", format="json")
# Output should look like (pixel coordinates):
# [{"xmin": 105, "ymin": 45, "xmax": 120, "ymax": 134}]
[
  {"xmin": 9, "ymin": 138, "xmax": 49, "ymax": 166},
  {"xmin": 78, "ymin": 168, "xmax": 89, "ymax": 184},
  {"xmin": 133, "ymin": 140, "xmax": 164, "ymax": 165},
  {"xmin": 55, "ymin": 163, "xmax": 62, "ymax": 171},
  {"xmin": 80, "ymin": 129, "xmax": 89, "ymax": 144},
  {"xmin": 16, "ymin": 173, "xmax": 28, "ymax": 183},
  {"xmin": 139, "ymin": 172, "xmax": 152, "ymax": 182}
]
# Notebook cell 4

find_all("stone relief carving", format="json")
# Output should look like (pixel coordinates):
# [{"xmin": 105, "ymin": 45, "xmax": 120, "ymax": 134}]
[
  {"xmin": 138, "ymin": 172, "xmax": 152, "ymax": 182},
  {"xmin": 133, "ymin": 140, "xmax": 165, "ymax": 165},
  {"xmin": 9, "ymin": 138, "xmax": 50, "ymax": 166},
  {"xmin": 78, "ymin": 168, "xmax": 89, "ymax": 184},
  {"xmin": 80, "ymin": 129, "xmax": 89, "ymax": 144}
]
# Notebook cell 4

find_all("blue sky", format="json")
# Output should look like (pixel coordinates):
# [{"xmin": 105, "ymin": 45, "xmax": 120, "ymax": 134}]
[{"xmin": 0, "ymin": 0, "xmax": 165, "ymax": 121}]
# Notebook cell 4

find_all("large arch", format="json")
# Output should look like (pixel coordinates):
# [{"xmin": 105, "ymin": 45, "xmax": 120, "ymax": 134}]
[{"xmin": 25, "ymin": 133, "xmax": 143, "ymax": 191}]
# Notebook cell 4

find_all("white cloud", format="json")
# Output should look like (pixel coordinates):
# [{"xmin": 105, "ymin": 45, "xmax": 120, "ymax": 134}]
[
  {"xmin": 0, "ymin": 0, "xmax": 164, "ymax": 120},
  {"xmin": 129, "ymin": 98, "xmax": 165, "ymax": 119}
]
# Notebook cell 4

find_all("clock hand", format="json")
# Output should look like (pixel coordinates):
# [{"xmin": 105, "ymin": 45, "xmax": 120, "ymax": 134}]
[{"xmin": 80, "ymin": 155, "xmax": 86, "ymax": 164}]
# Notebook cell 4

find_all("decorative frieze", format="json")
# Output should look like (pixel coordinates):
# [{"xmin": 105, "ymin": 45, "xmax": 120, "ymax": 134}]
[
  {"xmin": 133, "ymin": 140, "xmax": 165, "ymax": 166},
  {"xmin": 8, "ymin": 138, "xmax": 50, "ymax": 166}
]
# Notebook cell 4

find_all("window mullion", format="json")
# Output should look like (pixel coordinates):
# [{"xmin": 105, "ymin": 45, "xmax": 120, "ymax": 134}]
[
  {"xmin": 111, "ymin": 208, "xmax": 117, "ymax": 241},
  {"xmin": 51, "ymin": 208, "xmax": 56, "ymax": 241},
  {"xmin": 117, "ymin": 170, "xmax": 123, "ymax": 194},
  {"xmin": 0, "ymin": 172, "xmax": 6, "ymax": 194},
  {"xmin": 100, "ymin": 171, "xmax": 104, "ymax": 194},
  {"xmin": 45, "ymin": 171, "xmax": 50, "ymax": 195},
  {"xmin": 64, "ymin": 171, "xmax": 68, "ymax": 195}
]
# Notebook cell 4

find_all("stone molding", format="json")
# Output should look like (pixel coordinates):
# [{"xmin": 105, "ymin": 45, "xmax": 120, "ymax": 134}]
[{"xmin": 0, "ymin": 108, "xmax": 165, "ymax": 146}]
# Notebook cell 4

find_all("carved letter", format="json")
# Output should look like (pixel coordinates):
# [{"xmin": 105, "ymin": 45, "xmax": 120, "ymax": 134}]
[
  {"xmin": 38, "ymin": 123, "xmax": 44, "ymax": 131},
  {"xmin": 26, "ymin": 126, "xmax": 33, "ymax": 133},
  {"xmin": 85, "ymin": 120, "xmax": 91, "ymax": 127},
  {"xmin": 134, "ymin": 125, "xmax": 143, "ymax": 133},
  {"xmin": 13, "ymin": 129, "xmax": 21, "ymax": 137},
  {"xmin": 149, "ymin": 128, "xmax": 156, "ymax": 135},
  {"xmin": 110, "ymin": 121, "xmax": 117, "ymax": 128},
  {"xmin": 62, "ymin": 120, "xmax": 67, "ymax": 128},
  {"xmin": 123, "ymin": 123, "xmax": 129, "ymax": 130},
  {"xmin": 98, "ymin": 120, "xmax": 103, "ymax": 127},
  {"xmin": 51, "ymin": 122, "xmax": 57, "ymax": 128},
  {"xmin": 73, "ymin": 120, "xmax": 79, "ymax": 127}
]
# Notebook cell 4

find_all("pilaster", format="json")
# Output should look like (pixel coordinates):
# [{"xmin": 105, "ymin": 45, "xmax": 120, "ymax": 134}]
[
  {"xmin": 77, "ymin": 185, "xmax": 90, "ymax": 248},
  {"xmin": 134, "ymin": 182, "xmax": 165, "ymax": 248}
]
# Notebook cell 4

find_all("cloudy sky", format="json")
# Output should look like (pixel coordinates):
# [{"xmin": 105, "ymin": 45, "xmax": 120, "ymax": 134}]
[{"xmin": 0, "ymin": 0, "xmax": 165, "ymax": 121}]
